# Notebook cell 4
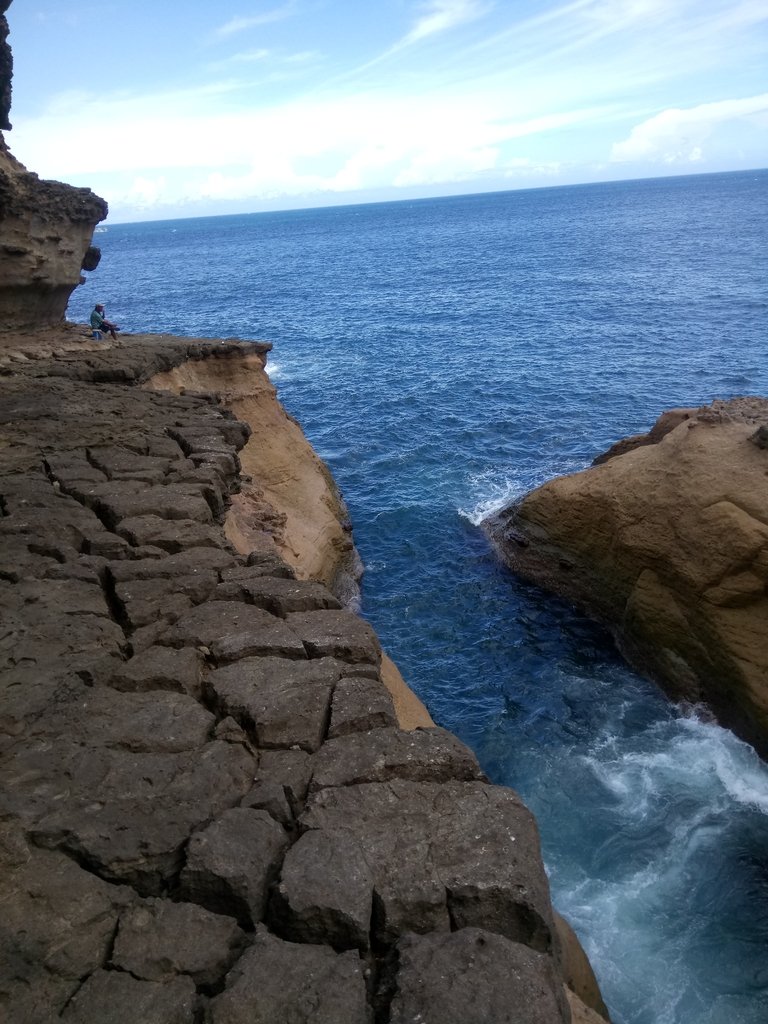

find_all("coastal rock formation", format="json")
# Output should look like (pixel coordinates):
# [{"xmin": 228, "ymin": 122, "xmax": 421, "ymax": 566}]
[
  {"xmin": 145, "ymin": 353, "xmax": 360, "ymax": 599},
  {"xmin": 484, "ymin": 397, "xmax": 768, "ymax": 754},
  {"xmin": 0, "ymin": 333, "xmax": 608, "ymax": 1023},
  {"xmin": 1, "ymin": 1, "xmax": 12, "ymax": 131},
  {"xmin": 0, "ymin": 1, "xmax": 106, "ymax": 330}
]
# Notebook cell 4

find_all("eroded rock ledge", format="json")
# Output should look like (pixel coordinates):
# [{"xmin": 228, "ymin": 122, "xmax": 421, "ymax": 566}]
[
  {"xmin": 0, "ymin": 335, "xmax": 606, "ymax": 1024},
  {"xmin": 484, "ymin": 397, "xmax": 768, "ymax": 756}
]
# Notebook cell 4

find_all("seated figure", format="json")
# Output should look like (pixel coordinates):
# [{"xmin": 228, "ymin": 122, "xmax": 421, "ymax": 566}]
[{"xmin": 89, "ymin": 303, "xmax": 119, "ymax": 340}]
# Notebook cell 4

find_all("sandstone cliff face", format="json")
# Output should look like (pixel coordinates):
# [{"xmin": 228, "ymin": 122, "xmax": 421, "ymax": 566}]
[
  {"xmin": 485, "ymin": 397, "xmax": 768, "ymax": 754},
  {"xmin": 0, "ymin": 1, "xmax": 107, "ymax": 330},
  {"xmin": 144, "ymin": 349, "xmax": 437, "ymax": 733}
]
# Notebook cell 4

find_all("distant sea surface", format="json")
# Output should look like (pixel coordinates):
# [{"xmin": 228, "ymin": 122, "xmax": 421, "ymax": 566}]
[{"xmin": 73, "ymin": 170, "xmax": 768, "ymax": 1024}]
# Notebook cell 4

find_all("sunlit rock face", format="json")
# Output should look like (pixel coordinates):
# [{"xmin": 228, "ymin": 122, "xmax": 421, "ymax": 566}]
[
  {"xmin": 0, "ymin": 0, "xmax": 107, "ymax": 331},
  {"xmin": 484, "ymin": 397, "xmax": 768, "ymax": 756}
]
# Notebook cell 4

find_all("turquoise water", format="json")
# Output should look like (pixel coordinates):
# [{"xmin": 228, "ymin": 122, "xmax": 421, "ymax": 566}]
[{"xmin": 72, "ymin": 170, "xmax": 768, "ymax": 1023}]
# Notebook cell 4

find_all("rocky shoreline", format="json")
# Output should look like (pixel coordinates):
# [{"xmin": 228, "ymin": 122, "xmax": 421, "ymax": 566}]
[
  {"xmin": 484, "ymin": 398, "xmax": 768, "ymax": 756},
  {"xmin": 0, "ymin": 331, "xmax": 607, "ymax": 1023}
]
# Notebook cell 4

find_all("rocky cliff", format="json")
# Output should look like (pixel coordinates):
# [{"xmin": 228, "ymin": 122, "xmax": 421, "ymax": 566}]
[
  {"xmin": 0, "ymin": 2, "xmax": 106, "ymax": 330},
  {"xmin": 484, "ymin": 398, "xmax": 768, "ymax": 755},
  {"xmin": 0, "ymin": 330, "xmax": 608, "ymax": 1023}
]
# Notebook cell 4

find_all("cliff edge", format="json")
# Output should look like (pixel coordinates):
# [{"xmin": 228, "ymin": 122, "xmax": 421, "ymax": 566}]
[
  {"xmin": 484, "ymin": 397, "xmax": 768, "ymax": 755},
  {"xmin": 0, "ymin": 331, "xmax": 608, "ymax": 1023}
]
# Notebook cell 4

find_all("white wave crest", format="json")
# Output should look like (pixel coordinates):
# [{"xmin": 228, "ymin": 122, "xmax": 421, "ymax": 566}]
[{"xmin": 458, "ymin": 474, "xmax": 527, "ymax": 527}]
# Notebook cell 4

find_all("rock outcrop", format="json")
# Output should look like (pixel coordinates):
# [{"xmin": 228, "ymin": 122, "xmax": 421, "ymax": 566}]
[
  {"xmin": 0, "ymin": 1, "xmax": 106, "ymax": 331},
  {"xmin": 0, "ymin": 332, "xmax": 608, "ymax": 1023},
  {"xmin": 1, "ymin": 1, "xmax": 12, "ymax": 131},
  {"xmin": 484, "ymin": 397, "xmax": 768, "ymax": 755}
]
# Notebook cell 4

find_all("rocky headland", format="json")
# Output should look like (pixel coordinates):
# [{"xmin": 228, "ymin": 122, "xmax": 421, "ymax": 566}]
[
  {"xmin": 484, "ymin": 398, "xmax": 768, "ymax": 756},
  {"xmin": 0, "ymin": 3, "xmax": 610, "ymax": 1016},
  {"xmin": 0, "ymin": 331, "xmax": 607, "ymax": 1023}
]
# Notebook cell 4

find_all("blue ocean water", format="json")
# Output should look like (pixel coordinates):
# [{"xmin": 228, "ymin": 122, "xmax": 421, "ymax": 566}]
[{"xmin": 72, "ymin": 170, "xmax": 768, "ymax": 1024}]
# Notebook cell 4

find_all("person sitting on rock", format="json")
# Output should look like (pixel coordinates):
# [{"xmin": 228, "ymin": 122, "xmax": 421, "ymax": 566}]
[{"xmin": 90, "ymin": 303, "xmax": 119, "ymax": 340}]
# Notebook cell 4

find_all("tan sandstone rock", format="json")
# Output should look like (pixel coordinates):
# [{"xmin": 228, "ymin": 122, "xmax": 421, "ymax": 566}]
[
  {"xmin": 0, "ymin": 3, "xmax": 106, "ymax": 332},
  {"xmin": 485, "ymin": 397, "xmax": 768, "ymax": 754}
]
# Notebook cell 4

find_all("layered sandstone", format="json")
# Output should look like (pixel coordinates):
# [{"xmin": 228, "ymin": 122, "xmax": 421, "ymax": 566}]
[
  {"xmin": 484, "ymin": 398, "xmax": 768, "ymax": 754},
  {"xmin": 0, "ymin": 332, "xmax": 607, "ymax": 1023},
  {"xmin": 0, "ymin": 2, "xmax": 106, "ymax": 330}
]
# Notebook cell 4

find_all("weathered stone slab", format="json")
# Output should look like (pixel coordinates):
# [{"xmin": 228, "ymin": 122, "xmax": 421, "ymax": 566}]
[
  {"xmin": 83, "ymin": 482, "xmax": 215, "ymax": 529},
  {"xmin": 108, "ymin": 645, "xmax": 205, "ymax": 698},
  {"xmin": 286, "ymin": 609, "xmax": 381, "ymax": 665},
  {"xmin": 61, "ymin": 969, "xmax": 196, "ymax": 1023},
  {"xmin": 179, "ymin": 808, "xmax": 289, "ymax": 927},
  {"xmin": 207, "ymin": 656, "xmax": 348, "ymax": 751},
  {"xmin": 112, "ymin": 898, "xmax": 245, "ymax": 986},
  {"xmin": 26, "ymin": 683, "xmax": 215, "ymax": 753},
  {"xmin": 329, "ymin": 675, "xmax": 399, "ymax": 738},
  {"xmin": 87, "ymin": 446, "xmax": 173, "ymax": 482},
  {"xmin": 308, "ymin": 727, "xmax": 484, "ymax": 793},
  {"xmin": 45, "ymin": 451, "xmax": 108, "ymax": 486},
  {"xmin": 272, "ymin": 828, "xmax": 373, "ymax": 950},
  {"xmin": 5, "ymin": 741, "xmax": 255, "ymax": 894},
  {"xmin": 216, "ymin": 576, "xmax": 342, "ymax": 615},
  {"xmin": 302, "ymin": 779, "xmax": 556, "ymax": 951},
  {"xmin": 116, "ymin": 514, "xmax": 227, "ymax": 552},
  {"xmin": 223, "ymin": 556, "xmax": 295, "ymax": 582},
  {"xmin": 244, "ymin": 549, "xmax": 297, "ymax": 577},
  {"xmin": 0, "ymin": 577, "xmax": 126, "ymax": 683},
  {"xmin": 161, "ymin": 601, "xmax": 307, "ymax": 662},
  {"xmin": 114, "ymin": 574, "xmax": 217, "ymax": 630},
  {"xmin": 108, "ymin": 548, "xmax": 236, "ymax": 581},
  {"xmin": 388, "ymin": 928, "xmax": 569, "ymax": 1024},
  {"xmin": 0, "ymin": 493, "xmax": 110, "ymax": 553},
  {"xmin": 0, "ymin": 834, "xmax": 134, "ymax": 1021},
  {"xmin": 208, "ymin": 927, "xmax": 371, "ymax": 1024}
]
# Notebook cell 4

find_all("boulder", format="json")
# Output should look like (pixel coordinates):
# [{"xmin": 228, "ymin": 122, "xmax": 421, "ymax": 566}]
[{"xmin": 484, "ymin": 397, "xmax": 768, "ymax": 754}]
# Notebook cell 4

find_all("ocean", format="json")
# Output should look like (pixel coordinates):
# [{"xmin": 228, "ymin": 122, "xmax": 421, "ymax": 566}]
[{"xmin": 71, "ymin": 169, "xmax": 768, "ymax": 1024}]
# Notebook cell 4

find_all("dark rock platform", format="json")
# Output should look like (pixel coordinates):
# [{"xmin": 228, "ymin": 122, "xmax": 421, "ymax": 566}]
[{"xmin": 0, "ymin": 337, "xmax": 577, "ymax": 1023}]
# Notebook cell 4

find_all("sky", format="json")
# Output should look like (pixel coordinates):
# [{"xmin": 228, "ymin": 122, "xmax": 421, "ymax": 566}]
[{"xmin": 4, "ymin": 0, "xmax": 768, "ymax": 222}]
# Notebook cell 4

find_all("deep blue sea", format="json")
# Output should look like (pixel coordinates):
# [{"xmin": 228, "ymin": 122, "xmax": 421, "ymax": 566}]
[{"xmin": 71, "ymin": 170, "xmax": 768, "ymax": 1024}]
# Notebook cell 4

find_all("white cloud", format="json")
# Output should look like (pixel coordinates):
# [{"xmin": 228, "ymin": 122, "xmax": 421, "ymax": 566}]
[
  {"xmin": 214, "ymin": 5, "xmax": 294, "ymax": 38},
  {"xmin": 611, "ymin": 93, "xmax": 768, "ymax": 163},
  {"xmin": 223, "ymin": 48, "xmax": 271, "ymax": 64},
  {"xmin": 400, "ymin": 0, "xmax": 489, "ymax": 46}
]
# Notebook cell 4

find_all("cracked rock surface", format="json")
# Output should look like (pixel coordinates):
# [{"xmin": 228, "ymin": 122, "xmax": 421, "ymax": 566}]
[{"xmin": 0, "ymin": 336, "xmax": 589, "ymax": 1022}]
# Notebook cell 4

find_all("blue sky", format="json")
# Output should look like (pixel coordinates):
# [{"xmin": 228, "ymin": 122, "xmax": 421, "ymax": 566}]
[{"xmin": 5, "ymin": 0, "xmax": 768, "ymax": 222}]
